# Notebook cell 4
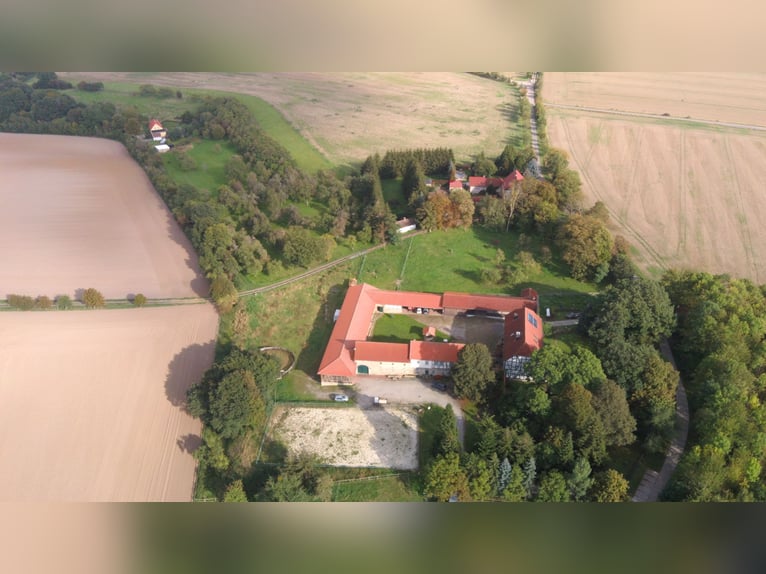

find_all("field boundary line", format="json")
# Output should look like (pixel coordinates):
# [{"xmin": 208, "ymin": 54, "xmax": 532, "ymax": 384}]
[
  {"xmin": 238, "ymin": 232, "xmax": 425, "ymax": 298},
  {"xmin": 545, "ymin": 102, "xmax": 766, "ymax": 132}
]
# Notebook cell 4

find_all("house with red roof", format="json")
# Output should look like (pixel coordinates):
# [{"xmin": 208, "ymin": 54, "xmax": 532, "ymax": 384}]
[
  {"xmin": 148, "ymin": 119, "xmax": 166, "ymax": 141},
  {"xmin": 317, "ymin": 281, "xmax": 541, "ymax": 385},
  {"xmin": 448, "ymin": 180, "xmax": 465, "ymax": 191}
]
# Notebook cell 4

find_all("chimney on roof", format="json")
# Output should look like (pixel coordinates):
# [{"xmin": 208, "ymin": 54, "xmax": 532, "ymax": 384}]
[{"xmin": 349, "ymin": 278, "xmax": 357, "ymax": 286}]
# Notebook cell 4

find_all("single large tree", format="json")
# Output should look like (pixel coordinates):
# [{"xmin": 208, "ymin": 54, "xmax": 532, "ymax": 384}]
[
  {"xmin": 208, "ymin": 370, "xmax": 266, "ymax": 439},
  {"xmin": 452, "ymin": 343, "xmax": 495, "ymax": 401},
  {"xmin": 82, "ymin": 288, "xmax": 105, "ymax": 309},
  {"xmin": 589, "ymin": 469, "xmax": 629, "ymax": 502},
  {"xmin": 591, "ymin": 379, "xmax": 636, "ymax": 447},
  {"xmin": 558, "ymin": 214, "xmax": 614, "ymax": 281}
]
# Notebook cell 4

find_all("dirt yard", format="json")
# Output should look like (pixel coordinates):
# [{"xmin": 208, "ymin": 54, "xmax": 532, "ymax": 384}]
[
  {"xmin": 270, "ymin": 406, "xmax": 419, "ymax": 470},
  {"xmin": 544, "ymin": 73, "xmax": 766, "ymax": 127},
  {"xmin": 0, "ymin": 133, "xmax": 207, "ymax": 299},
  {"xmin": 0, "ymin": 305, "xmax": 218, "ymax": 501},
  {"xmin": 61, "ymin": 72, "xmax": 520, "ymax": 167},
  {"xmin": 546, "ymin": 108, "xmax": 766, "ymax": 282}
]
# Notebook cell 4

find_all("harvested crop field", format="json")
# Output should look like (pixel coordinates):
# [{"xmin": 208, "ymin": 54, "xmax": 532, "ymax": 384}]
[
  {"xmin": 61, "ymin": 72, "xmax": 522, "ymax": 168},
  {"xmin": 544, "ymin": 73, "xmax": 766, "ymax": 127},
  {"xmin": 0, "ymin": 133, "xmax": 207, "ymax": 299},
  {"xmin": 270, "ymin": 406, "xmax": 419, "ymax": 470},
  {"xmin": 0, "ymin": 305, "xmax": 218, "ymax": 501},
  {"xmin": 547, "ymin": 110, "xmax": 766, "ymax": 282}
]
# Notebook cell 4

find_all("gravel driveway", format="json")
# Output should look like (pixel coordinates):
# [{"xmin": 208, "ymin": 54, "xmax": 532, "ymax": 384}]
[{"xmin": 347, "ymin": 377, "xmax": 465, "ymax": 446}]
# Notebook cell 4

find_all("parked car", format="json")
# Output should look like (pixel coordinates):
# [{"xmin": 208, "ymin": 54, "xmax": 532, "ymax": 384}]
[
  {"xmin": 373, "ymin": 396, "xmax": 388, "ymax": 405},
  {"xmin": 333, "ymin": 394, "xmax": 349, "ymax": 402},
  {"xmin": 431, "ymin": 382, "xmax": 447, "ymax": 392},
  {"xmin": 566, "ymin": 312, "xmax": 581, "ymax": 319}
]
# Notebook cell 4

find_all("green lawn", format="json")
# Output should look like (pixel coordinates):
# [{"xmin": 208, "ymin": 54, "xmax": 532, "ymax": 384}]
[
  {"xmin": 65, "ymin": 79, "xmax": 331, "ymax": 173},
  {"xmin": 332, "ymin": 474, "xmax": 422, "ymax": 502},
  {"xmin": 370, "ymin": 313, "xmax": 451, "ymax": 343},
  {"xmin": 359, "ymin": 227, "xmax": 598, "ymax": 299},
  {"xmin": 162, "ymin": 139, "xmax": 238, "ymax": 192}
]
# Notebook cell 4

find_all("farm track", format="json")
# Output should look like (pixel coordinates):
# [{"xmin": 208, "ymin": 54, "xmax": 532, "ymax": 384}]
[
  {"xmin": 560, "ymin": 118, "xmax": 667, "ymax": 272},
  {"xmin": 545, "ymin": 103, "xmax": 766, "ymax": 132},
  {"xmin": 238, "ymin": 233, "xmax": 424, "ymax": 298}
]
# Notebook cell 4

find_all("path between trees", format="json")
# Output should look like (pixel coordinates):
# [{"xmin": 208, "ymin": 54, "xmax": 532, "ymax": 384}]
[
  {"xmin": 522, "ymin": 75, "xmax": 541, "ymax": 161},
  {"xmin": 631, "ymin": 339, "xmax": 690, "ymax": 502},
  {"xmin": 237, "ymin": 232, "xmax": 425, "ymax": 298}
]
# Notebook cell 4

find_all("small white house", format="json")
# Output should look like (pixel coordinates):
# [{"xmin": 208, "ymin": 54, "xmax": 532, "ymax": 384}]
[
  {"xmin": 396, "ymin": 217, "xmax": 417, "ymax": 234},
  {"xmin": 154, "ymin": 144, "xmax": 170, "ymax": 153}
]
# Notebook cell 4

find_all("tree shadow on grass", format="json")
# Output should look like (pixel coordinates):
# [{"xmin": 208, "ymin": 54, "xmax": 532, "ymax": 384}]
[
  {"xmin": 164, "ymin": 340, "xmax": 217, "ymax": 409},
  {"xmin": 294, "ymin": 281, "xmax": 349, "ymax": 377}
]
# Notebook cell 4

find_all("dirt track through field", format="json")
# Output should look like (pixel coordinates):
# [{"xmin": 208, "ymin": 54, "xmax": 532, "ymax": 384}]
[{"xmin": 0, "ymin": 306, "xmax": 218, "ymax": 501}]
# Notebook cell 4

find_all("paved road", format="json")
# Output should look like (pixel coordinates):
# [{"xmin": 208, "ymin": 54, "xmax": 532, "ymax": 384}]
[
  {"xmin": 632, "ymin": 339, "xmax": 690, "ymax": 502},
  {"xmin": 238, "ymin": 232, "xmax": 424, "ymax": 298},
  {"xmin": 545, "ymin": 102, "xmax": 766, "ymax": 132}
]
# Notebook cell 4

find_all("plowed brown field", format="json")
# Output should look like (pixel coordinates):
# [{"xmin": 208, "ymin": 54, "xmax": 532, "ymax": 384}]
[{"xmin": 0, "ymin": 134, "xmax": 218, "ymax": 501}]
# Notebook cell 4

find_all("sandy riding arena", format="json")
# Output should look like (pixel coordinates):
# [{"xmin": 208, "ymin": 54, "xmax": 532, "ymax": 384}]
[
  {"xmin": 0, "ymin": 133, "xmax": 207, "ymax": 299},
  {"xmin": 0, "ymin": 305, "xmax": 218, "ymax": 501},
  {"xmin": 270, "ymin": 407, "xmax": 419, "ymax": 470}
]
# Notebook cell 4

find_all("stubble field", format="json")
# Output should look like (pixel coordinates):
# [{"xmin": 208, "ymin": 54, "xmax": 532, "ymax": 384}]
[
  {"xmin": 545, "ymin": 75, "xmax": 766, "ymax": 282},
  {"xmin": 544, "ymin": 73, "xmax": 766, "ymax": 127},
  {"xmin": 61, "ymin": 72, "xmax": 522, "ymax": 169}
]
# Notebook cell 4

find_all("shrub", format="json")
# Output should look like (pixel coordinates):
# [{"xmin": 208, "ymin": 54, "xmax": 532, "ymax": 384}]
[
  {"xmin": 133, "ymin": 293, "xmax": 147, "ymax": 307},
  {"xmin": 7, "ymin": 294, "xmax": 35, "ymax": 310},
  {"xmin": 56, "ymin": 295, "xmax": 72, "ymax": 311},
  {"xmin": 55, "ymin": 294, "xmax": 73, "ymax": 310},
  {"xmin": 76, "ymin": 81, "xmax": 104, "ymax": 92},
  {"xmin": 35, "ymin": 295, "xmax": 52, "ymax": 309},
  {"xmin": 82, "ymin": 288, "xmax": 105, "ymax": 308}
]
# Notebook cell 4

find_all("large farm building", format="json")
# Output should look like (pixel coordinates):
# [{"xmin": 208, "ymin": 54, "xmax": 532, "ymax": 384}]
[{"xmin": 318, "ymin": 281, "xmax": 543, "ymax": 385}]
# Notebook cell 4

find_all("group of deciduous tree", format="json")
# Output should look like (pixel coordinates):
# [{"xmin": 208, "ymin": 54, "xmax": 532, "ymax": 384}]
[{"xmin": 661, "ymin": 271, "xmax": 766, "ymax": 501}]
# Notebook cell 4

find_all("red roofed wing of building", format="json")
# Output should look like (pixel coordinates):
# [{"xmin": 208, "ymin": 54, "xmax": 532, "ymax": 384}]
[
  {"xmin": 354, "ymin": 341, "xmax": 410, "ymax": 363},
  {"xmin": 503, "ymin": 308, "xmax": 543, "ymax": 359},
  {"xmin": 409, "ymin": 341, "xmax": 464, "ymax": 363}
]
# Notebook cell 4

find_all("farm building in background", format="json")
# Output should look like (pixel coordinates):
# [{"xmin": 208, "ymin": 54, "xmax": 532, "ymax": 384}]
[
  {"xmin": 148, "ymin": 119, "xmax": 167, "ymax": 142},
  {"xmin": 317, "ymin": 281, "xmax": 542, "ymax": 385}
]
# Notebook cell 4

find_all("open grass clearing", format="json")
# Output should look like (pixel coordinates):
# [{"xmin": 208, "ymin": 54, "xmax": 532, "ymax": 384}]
[
  {"xmin": 162, "ymin": 139, "xmax": 238, "ymax": 191},
  {"xmin": 547, "ymin": 108, "xmax": 766, "ymax": 282},
  {"xmin": 370, "ymin": 313, "xmax": 451, "ymax": 344},
  {"xmin": 60, "ymin": 72, "xmax": 524, "ymax": 171},
  {"xmin": 60, "ymin": 76, "xmax": 332, "ymax": 173},
  {"xmin": 331, "ymin": 473, "xmax": 422, "ymax": 502}
]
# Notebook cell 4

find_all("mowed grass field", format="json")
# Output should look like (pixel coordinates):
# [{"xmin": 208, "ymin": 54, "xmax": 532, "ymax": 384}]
[
  {"xmin": 60, "ymin": 72, "xmax": 524, "ymax": 171},
  {"xmin": 544, "ymin": 73, "xmax": 766, "ymax": 127},
  {"xmin": 546, "ymin": 107, "xmax": 766, "ymax": 282}
]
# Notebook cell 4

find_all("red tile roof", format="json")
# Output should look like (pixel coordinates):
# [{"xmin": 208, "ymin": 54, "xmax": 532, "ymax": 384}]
[
  {"xmin": 503, "ymin": 308, "xmax": 543, "ymax": 359},
  {"xmin": 442, "ymin": 292, "xmax": 532, "ymax": 314},
  {"xmin": 468, "ymin": 176, "xmax": 488, "ymax": 187},
  {"xmin": 148, "ymin": 119, "xmax": 164, "ymax": 131},
  {"xmin": 354, "ymin": 341, "xmax": 410, "ymax": 363},
  {"xmin": 502, "ymin": 170, "xmax": 524, "ymax": 187},
  {"xmin": 448, "ymin": 180, "xmax": 464, "ymax": 189},
  {"xmin": 317, "ymin": 283, "xmax": 542, "ymax": 378},
  {"xmin": 409, "ymin": 341, "xmax": 464, "ymax": 363},
  {"xmin": 423, "ymin": 326, "xmax": 436, "ymax": 337}
]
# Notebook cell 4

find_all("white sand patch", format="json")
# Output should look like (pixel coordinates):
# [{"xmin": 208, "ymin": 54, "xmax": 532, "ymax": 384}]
[{"xmin": 271, "ymin": 407, "xmax": 418, "ymax": 470}]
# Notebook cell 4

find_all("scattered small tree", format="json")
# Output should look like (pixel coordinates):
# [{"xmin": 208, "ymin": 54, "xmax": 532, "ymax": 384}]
[
  {"xmin": 55, "ymin": 294, "xmax": 72, "ymax": 310},
  {"xmin": 222, "ymin": 479, "xmax": 248, "ymax": 502},
  {"xmin": 132, "ymin": 293, "xmax": 147, "ymax": 307},
  {"xmin": 7, "ymin": 294, "xmax": 35, "ymax": 310},
  {"xmin": 35, "ymin": 295, "xmax": 52, "ymax": 309},
  {"xmin": 82, "ymin": 288, "xmax": 105, "ymax": 309}
]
